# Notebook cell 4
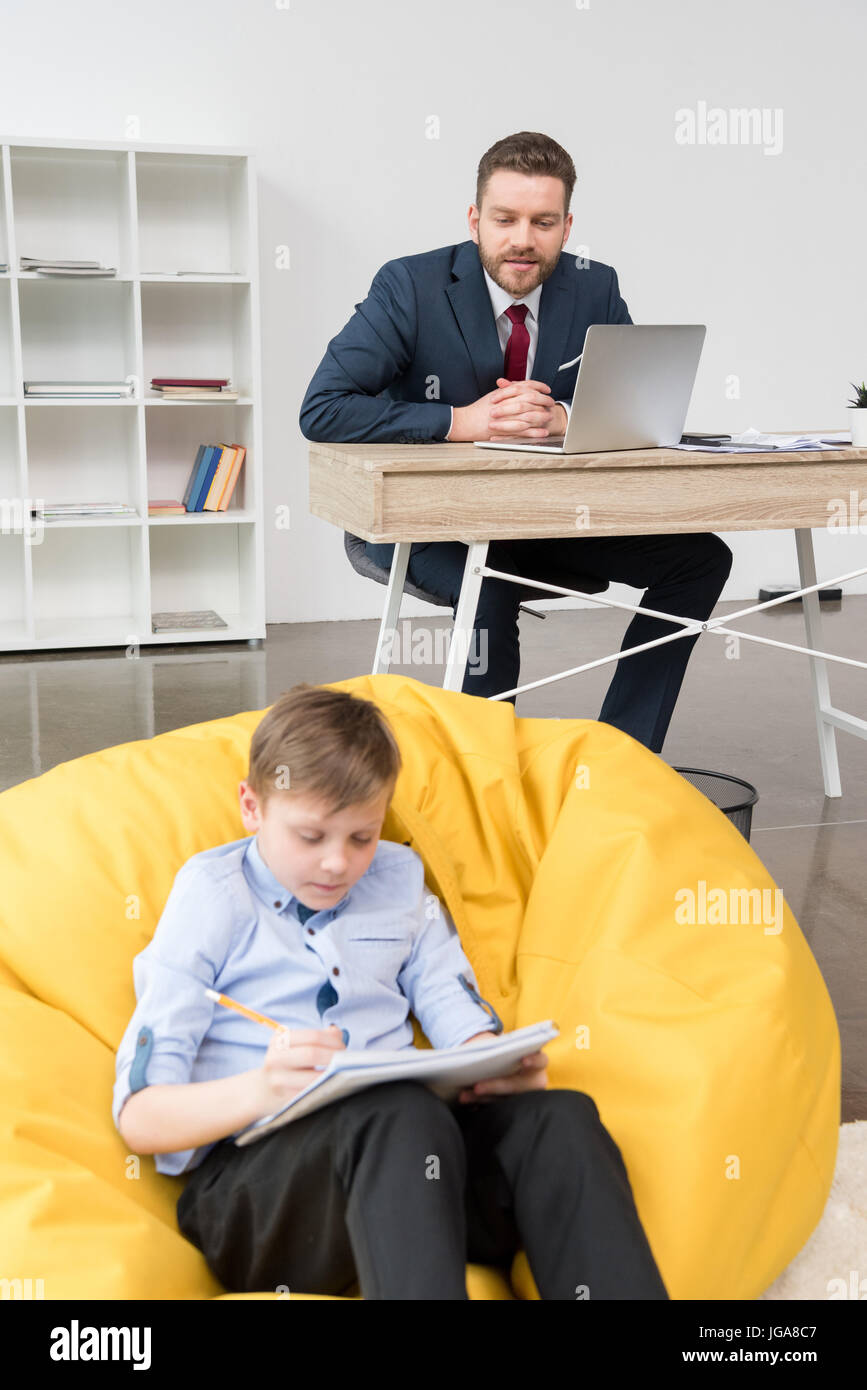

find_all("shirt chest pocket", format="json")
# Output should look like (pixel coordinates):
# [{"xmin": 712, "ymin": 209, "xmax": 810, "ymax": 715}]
[{"xmin": 346, "ymin": 934, "xmax": 410, "ymax": 982}]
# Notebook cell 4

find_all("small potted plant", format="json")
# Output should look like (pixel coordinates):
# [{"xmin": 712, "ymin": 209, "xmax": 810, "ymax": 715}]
[{"xmin": 847, "ymin": 380, "xmax": 867, "ymax": 446}]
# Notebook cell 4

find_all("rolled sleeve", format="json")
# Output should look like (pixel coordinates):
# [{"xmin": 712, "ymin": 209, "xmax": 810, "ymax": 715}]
[
  {"xmin": 398, "ymin": 879, "xmax": 498, "ymax": 1050},
  {"xmin": 112, "ymin": 861, "xmax": 238, "ymax": 1136}
]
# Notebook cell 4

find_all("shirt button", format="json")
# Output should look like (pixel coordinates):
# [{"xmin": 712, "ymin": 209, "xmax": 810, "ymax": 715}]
[
  {"xmin": 273, "ymin": 900, "xmax": 281, "ymax": 909},
  {"xmin": 307, "ymin": 927, "xmax": 315, "ymax": 935},
  {"xmin": 332, "ymin": 966, "xmax": 340, "ymax": 976}
]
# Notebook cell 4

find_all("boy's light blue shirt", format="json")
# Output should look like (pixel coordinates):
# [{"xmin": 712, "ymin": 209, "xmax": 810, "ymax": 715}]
[{"xmin": 113, "ymin": 834, "xmax": 499, "ymax": 1175}]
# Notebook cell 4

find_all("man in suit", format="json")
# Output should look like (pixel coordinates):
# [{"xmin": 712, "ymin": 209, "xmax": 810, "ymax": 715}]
[{"xmin": 300, "ymin": 131, "xmax": 732, "ymax": 754}]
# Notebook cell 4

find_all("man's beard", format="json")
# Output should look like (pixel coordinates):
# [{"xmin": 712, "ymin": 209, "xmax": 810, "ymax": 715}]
[{"xmin": 476, "ymin": 238, "xmax": 560, "ymax": 293}]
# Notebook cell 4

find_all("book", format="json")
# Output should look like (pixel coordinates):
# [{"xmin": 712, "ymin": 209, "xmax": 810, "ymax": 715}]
[
  {"xmin": 215, "ymin": 444, "xmax": 246, "ymax": 510},
  {"xmin": 188, "ymin": 445, "xmax": 220, "ymax": 510},
  {"xmin": 151, "ymin": 610, "xmax": 228, "ymax": 632},
  {"xmin": 182, "ymin": 445, "xmax": 207, "ymax": 510},
  {"xmin": 153, "ymin": 388, "xmax": 239, "ymax": 400},
  {"xmin": 233, "ymin": 1020, "xmax": 560, "ymax": 1146},
  {"xmin": 151, "ymin": 378, "xmax": 231, "ymax": 388},
  {"xmin": 34, "ymin": 267, "xmax": 117, "ymax": 277},
  {"xmin": 33, "ymin": 501, "xmax": 137, "ymax": 519},
  {"xmin": 20, "ymin": 257, "xmax": 103, "ymax": 269},
  {"xmin": 201, "ymin": 445, "xmax": 238, "ymax": 510},
  {"xmin": 23, "ymin": 380, "xmax": 134, "ymax": 397},
  {"xmin": 179, "ymin": 442, "xmax": 247, "ymax": 512},
  {"xmin": 148, "ymin": 500, "xmax": 186, "ymax": 515}
]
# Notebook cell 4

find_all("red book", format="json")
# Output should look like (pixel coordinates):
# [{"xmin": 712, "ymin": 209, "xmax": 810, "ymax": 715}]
[{"xmin": 150, "ymin": 377, "xmax": 230, "ymax": 387}]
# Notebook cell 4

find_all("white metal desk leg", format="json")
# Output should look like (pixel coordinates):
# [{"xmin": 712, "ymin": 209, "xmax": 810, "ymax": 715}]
[
  {"xmin": 794, "ymin": 528, "xmax": 842, "ymax": 798},
  {"xmin": 443, "ymin": 541, "xmax": 488, "ymax": 692},
  {"xmin": 372, "ymin": 542, "xmax": 412, "ymax": 675}
]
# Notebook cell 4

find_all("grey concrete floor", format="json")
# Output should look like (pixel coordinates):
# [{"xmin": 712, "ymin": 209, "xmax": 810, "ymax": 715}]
[{"xmin": 1, "ymin": 596, "xmax": 864, "ymax": 1119}]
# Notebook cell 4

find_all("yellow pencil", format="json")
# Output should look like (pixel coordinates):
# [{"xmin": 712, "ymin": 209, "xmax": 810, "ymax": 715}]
[{"xmin": 205, "ymin": 987, "xmax": 285, "ymax": 1031}]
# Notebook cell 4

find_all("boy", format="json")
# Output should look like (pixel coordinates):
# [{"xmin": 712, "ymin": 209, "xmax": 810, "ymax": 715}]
[{"xmin": 113, "ymin": 683, "xmax": 668, "ymax": 1301}]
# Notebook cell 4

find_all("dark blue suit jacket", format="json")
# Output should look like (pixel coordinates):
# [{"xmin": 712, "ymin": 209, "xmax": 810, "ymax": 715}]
[{"xmin": 299, "ymin": 239, "xmax": 632, "ymax": 444}]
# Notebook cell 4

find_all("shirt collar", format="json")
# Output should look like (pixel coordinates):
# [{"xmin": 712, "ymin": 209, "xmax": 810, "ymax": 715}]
[
  {"xmin": 482, "ymin": 265, "xmax": 543, "ymax": 324},
  {"xmin": 243, "ymin": 834, "xmax": 351, "ymax": 917}
]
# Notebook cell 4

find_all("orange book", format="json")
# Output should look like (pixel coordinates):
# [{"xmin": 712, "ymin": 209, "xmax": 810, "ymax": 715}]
[
  {"xmin": 217, "ymin": 444, "xmax": 247, "ymax": 511},
  {"xmin": 202, "ymin": 445, "xmax": 237, "ymax": 511}
]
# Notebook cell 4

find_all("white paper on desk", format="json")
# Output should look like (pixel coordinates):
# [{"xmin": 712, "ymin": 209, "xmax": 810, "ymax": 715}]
[
  {"xmin": 674, "ymin": 426, "xmax": 852, "ymax": 453},
  {"xmin": 233, "ymin": 1020, "xmax": 559, "ymax": 1145}
]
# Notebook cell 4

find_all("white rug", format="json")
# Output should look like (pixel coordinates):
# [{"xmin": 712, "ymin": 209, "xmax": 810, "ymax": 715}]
[{"xmin": 759, "ymin": 1120, "xmax": 867, "ymax": 1299}]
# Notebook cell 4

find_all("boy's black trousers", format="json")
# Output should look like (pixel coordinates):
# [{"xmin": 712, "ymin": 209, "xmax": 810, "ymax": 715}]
[{"xmin": 176, "ymin": 1081, "xmax": 669, "ymax": 1301}]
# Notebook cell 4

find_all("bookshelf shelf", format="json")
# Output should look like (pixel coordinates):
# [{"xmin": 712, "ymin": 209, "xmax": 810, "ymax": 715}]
[
  {"xmin": 17, "ymin": 271, "xmax": 138, "ymax": 281},
  {"xmin": 36, "ymin": 516, "xmax": 144, "ymax": 528},
  {"xmin": 0, "ymin": 135, "xmax": 265, "ymax": 652},
  {"xmin": 19, "ymin": 396, "xmax": 139, "ymax": 406},
  {"xmin": 142, "ymin": 394, "xmax": 255, "ymax": 405},
  {"xmin": 148, "ymin": 510, "xmax": 256, "ymax": 525},
  {"xmin": 139, "ymin": 274, "xmax": 251, "ymax": 285}
]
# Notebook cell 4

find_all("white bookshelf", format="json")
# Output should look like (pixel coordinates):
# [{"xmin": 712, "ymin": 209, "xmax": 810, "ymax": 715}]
[{"xmin": 0, "ymin": 136, "xmax": 266, "ymax": 651}]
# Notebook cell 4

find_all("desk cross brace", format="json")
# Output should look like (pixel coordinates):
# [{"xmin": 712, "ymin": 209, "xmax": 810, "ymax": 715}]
[{"xmin": 372, "ymin": 530, "xmax": 866, "ymax": 797}]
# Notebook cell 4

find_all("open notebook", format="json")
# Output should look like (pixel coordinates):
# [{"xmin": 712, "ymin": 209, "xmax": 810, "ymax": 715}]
[{"xmin": 233, "ymin": 1020, "xmax": 559, "ymax": 1146}]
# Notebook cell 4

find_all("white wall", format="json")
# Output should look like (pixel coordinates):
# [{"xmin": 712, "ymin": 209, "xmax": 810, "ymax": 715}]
[{"xmin": 2, "ymin": 0, "xmax": 865, "ymax": 623}]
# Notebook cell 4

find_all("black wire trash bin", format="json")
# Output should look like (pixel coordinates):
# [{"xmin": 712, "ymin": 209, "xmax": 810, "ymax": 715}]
[{"xmin": 673, "ymin": 768, "xmax": 759, "ymax": 843}]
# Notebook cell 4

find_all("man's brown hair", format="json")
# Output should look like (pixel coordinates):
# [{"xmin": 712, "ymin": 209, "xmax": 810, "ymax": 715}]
[
  {"xmin": 246, "ymin": 684, "xmax": 402, "ymax": 815},
  {"xmin": 476, "ymin": 131, "xmax": 576, "ymax": 219}
]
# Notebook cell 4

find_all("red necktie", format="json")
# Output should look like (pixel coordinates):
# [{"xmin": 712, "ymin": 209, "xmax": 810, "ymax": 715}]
[{"xmin": 503, "ymin": 304, "xmax": 530, "ymax": 381}]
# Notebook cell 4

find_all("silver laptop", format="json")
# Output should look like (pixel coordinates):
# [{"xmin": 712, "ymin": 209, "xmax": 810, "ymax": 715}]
[{"xmin": 474, "ymin": 324, "xmax": 706, "ymax": 454}]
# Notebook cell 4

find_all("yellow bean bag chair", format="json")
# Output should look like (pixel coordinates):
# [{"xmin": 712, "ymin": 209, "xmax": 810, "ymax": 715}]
[{"xmin": 0, "ymin": 673, "xmax": 839, "ymax": 1300}]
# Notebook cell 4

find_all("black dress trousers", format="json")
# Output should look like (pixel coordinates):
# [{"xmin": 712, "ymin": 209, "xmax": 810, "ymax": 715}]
[
  {"xmin": 365, "ymin": 532, "xmax": 733, "ymax": 754},
  {"xmin": 176, "ymin": 1080, "xmax": 669, "ymax": 1301}
]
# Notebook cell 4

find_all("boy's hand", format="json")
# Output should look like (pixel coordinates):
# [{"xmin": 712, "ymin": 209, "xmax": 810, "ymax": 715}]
[
  {"xmin": 254, "ymin": 1024, "xmax": 346, "ymax": 1117},
  {"xmin": 456, "ymin": 1030, "xmax": 548, "ymax": 1103}
]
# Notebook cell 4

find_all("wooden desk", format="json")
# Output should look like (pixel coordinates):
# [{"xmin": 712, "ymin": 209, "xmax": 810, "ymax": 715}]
[{"xmin": 309, "ymin": 439, "xmax": 867, "ymax": 796}]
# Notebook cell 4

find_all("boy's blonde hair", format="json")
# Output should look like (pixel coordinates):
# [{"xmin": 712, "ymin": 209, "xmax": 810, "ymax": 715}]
[{"xmin": 246, "ymin": 684, "xmax": 402, "ymax": 815}]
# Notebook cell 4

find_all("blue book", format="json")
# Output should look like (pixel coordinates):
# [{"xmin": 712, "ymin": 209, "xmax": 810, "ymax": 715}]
[
  {"xmin": 194, "ymin": 445, "xmax": 229, "ymax": 512},
  {"xmin": 187, "ymin": 444, "xmax": 216, "ymax": 511},
  {"xmin": 182, "ymin": 444, "xmax": 207, "ymax": 510}
]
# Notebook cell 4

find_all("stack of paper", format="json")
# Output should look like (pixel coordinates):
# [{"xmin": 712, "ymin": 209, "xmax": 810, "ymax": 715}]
[
  {"xmin": 675, "ymin": 427, "xmax": 852, "ymax": 453},
  {"xmin": 20, "ymin": 257, "xmax": 116, "ymax": 276}
]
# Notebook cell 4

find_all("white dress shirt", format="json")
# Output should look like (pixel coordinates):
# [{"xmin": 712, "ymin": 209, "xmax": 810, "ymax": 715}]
[{"xmin": 444, "ymin": 265, "xmax": 571, "ymax": 441}]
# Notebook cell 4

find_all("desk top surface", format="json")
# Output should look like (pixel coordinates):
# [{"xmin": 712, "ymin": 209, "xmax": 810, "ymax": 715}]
[{"xmin": 309, "ymin": 435, "xmax": 867, "ymax": 473}]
